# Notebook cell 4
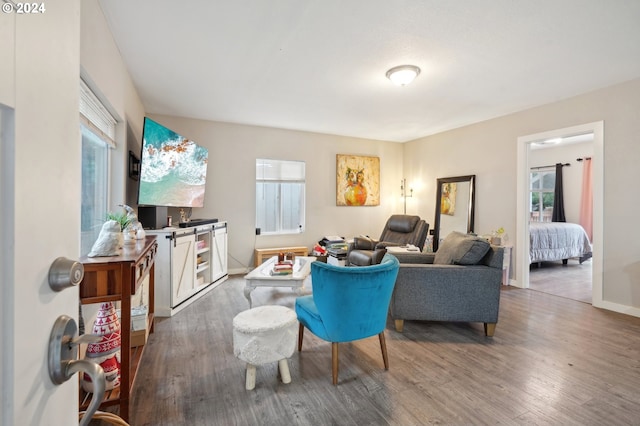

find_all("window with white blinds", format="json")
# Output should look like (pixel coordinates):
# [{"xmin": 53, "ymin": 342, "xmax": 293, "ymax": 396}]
[
  {"xmin": 256, "ymin": 159, "xmax": 306, "ymax": 235},
  {"xmin": 79, "ymin": 79, "xmax": 115, "ymax": 255},
  {"xmin": 79, "ymin": 79, "xmax": 117, "ymax": 148}
]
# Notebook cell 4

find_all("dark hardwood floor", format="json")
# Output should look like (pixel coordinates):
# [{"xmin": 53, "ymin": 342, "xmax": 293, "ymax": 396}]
[{"xmin": 110, "ymin": 272, "xmax": 640, "ymax": 425}]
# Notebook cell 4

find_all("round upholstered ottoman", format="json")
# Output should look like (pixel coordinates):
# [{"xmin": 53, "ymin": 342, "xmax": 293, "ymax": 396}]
[{"xmin": 232, "ymin": 305, "xmax": 298, "ymax": 390}]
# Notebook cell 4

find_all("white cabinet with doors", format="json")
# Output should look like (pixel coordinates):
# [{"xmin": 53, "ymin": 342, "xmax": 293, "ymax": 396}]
[{"xmin": 149, "ymin": 221, "xmax": 228, "ymax": 317}]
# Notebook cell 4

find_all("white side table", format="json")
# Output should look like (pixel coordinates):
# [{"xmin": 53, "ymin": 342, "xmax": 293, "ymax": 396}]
[{"xmin": 500, "ymin": 245, "xmax": 513, "ymax": 285}]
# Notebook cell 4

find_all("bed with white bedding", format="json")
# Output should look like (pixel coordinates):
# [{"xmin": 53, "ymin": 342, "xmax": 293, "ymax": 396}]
[{"xmin": 529, "ymin": 222, "xmax": 592, "ymax": 264}]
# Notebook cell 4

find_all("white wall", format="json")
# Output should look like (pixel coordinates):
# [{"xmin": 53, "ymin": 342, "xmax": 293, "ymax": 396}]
[
  {"xmin": 404, "ymin": 78, "xmax": 640, "ymax": 310},
  {"xmin": 80, "ymin": 0, "xmax": 146, "ymax": 212},
  {"xmin": 529, "ymin": 141, "xmax": 594, "ymax": 224},
  {"xmin": 77, "ymin": 0, "xmax": 149, "ymax": 344},
  {"xmin": 148, "ymin": 115, "xmax": 404, "ymax": 272},
  {"xmin": 0, "ymin": 12, "xmax": 14, "ymax": 106}
]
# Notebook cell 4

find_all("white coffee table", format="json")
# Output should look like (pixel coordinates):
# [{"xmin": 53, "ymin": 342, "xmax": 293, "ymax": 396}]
[{"xmin": 243, "ymin": 256, "xmax": 316, "ymax": 308}]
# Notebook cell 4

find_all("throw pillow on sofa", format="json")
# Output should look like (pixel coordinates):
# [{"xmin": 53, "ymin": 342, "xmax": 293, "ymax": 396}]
[{"xmin": 434, "ymin": 231, "xmax": 490, "ymax": 265}]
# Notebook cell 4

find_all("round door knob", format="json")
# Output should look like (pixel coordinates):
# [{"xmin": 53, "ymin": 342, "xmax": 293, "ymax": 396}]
[{"xmin": 49, "ymin": 257, "xmax": 84, "ymax": 291}]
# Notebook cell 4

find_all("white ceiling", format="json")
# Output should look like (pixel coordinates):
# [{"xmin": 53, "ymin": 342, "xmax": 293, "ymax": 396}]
[{"xmin": 98, "ymin": 0, "xmax": 640, "ymax": 143}]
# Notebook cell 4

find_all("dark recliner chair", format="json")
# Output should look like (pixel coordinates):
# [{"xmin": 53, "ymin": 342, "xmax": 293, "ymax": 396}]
[{"xmin": 347, "ymin": 215, "xmax": 429, "ymax": 266}]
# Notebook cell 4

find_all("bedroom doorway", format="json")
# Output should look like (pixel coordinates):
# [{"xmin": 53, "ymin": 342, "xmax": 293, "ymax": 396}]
[{"xmin": 515, "ymin": 122, "xmax": 604, "ymax": 308}]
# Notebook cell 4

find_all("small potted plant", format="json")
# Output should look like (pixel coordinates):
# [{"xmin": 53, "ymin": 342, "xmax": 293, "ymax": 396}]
[
  {"xmin": 491, "ymin": 227, "xmax": 507, "ymax": 245},
  {"xmin": 106, "ymin": 211, "xmax": 132, "ymax": 232},
  {"xmin": 107, "ymin": 210, "xmax": 133, "ymax": 245}
]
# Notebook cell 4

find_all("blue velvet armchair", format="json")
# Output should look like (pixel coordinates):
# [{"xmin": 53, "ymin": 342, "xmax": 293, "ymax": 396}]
[{"xmin": 295, "ymin": 254, "xmax": 400, "ymax": 385}]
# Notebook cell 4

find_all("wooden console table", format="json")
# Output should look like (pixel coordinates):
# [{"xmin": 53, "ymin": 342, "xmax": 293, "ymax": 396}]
[{"xmin": 79, "ymin": 236, "xmax": 157, "ymax": 422}]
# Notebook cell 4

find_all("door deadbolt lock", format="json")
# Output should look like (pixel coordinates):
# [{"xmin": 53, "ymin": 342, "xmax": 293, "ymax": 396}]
[{"xmin": 48, "ymin": 257, "xmax": 84, "ymax": 291}]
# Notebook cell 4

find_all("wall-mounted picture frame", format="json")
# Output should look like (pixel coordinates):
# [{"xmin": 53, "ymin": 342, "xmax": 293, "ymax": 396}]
[
  {"xmin": 336, "ymin": 154, "xmax": 380, "ymax": 206},
  {"xmin": 129, "ymin": 150, "xmax": 140, "ymax": 181}
]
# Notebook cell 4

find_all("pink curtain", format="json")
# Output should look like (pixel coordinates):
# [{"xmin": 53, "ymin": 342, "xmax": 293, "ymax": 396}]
[{"xmin": 579, "ymin": 158, "xmax": 593, "ymax": 241}]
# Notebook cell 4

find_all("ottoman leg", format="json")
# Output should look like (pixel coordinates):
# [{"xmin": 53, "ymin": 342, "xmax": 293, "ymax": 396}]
[
  {"xmin": 278, "ymin": 359, "xmax": 291, "ymax": 384},
  {"xmin": 245, "ymin": 364, "xmax": 256, "ymax": 390}
]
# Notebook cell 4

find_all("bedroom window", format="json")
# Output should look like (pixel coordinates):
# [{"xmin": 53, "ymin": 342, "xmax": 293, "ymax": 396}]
[
  {"xmin": 256, "ymin": 159, "xmax": 305, "ymax": 235},
  {"xmin": 530, "ymin": 170, "xmax": 555, "ymax": 222}
]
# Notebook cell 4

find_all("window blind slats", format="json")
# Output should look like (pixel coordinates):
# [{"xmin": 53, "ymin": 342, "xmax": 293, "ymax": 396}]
[
  {"xmin": 256, "ymin": 159, "xmax": 305, "ymax": 181},
  {"xmin": 80, "ymin": 79, "xmax": 117, "ymax": 148}
]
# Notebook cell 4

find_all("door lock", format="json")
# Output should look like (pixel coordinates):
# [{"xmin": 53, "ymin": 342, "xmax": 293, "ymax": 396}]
[{"xmin": 48, "ymin": 257, "xmax": 84, "ymax": 291}]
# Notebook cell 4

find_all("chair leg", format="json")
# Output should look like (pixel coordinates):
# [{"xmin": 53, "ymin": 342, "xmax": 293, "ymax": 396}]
[
  {"xmin": 332, "ymin": 342, "xmax": 339, "ymax": 385},
  {"xmin": 378, "ymin": 332, "xmax": 389, "ymax": 370},
  {"xmin": 394, "ymin": 319, "xmax": 404, "ymax": 332},
  {"xmin": 245, "ymin": 364, "xmax": 256, "ymax": 390},
  {"xmin": 484, "ymin": 322, "xmax": 496, "ymax": 337},
  {"xmin": 278, "ymin": 359, "xmax": 291, "ymax": 384},
  {"xmin": 298, "ymin": 323, "xmax": 304, "ymax": 351}
]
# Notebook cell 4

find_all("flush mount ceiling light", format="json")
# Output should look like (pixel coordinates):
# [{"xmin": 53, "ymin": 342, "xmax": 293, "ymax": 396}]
[
  {"xmin": 532, "ymin": 137, "xmax": 563, "ymax": 147},
  {"xmin": 386, "ymin": 65, "xmax": 421, "ymax": 86}
]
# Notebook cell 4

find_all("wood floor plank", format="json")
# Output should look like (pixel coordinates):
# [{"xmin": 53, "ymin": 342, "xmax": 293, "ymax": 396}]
[{"xmin": 102, "ymin": 274, "xmax": 640, "ymax": 426}]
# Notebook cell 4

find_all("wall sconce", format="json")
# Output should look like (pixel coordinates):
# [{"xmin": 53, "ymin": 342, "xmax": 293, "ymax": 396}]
[
  {"xmin": 401, "ymin": 178, "xmax": 413, "ymax": 214},
  {"xmin": 129, "ymin": 150, "xmax": 140, "ymax": 181}
]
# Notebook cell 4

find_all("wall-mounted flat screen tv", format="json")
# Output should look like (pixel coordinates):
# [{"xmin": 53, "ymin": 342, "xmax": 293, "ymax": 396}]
[{"xmin": 138, "ymin": 117, "xmax": 208, "ymax": 207}]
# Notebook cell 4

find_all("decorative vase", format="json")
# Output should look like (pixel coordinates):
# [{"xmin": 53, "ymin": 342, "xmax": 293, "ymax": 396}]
[
  {"xmin": 136, "ymin": 228, "xmax": 146, "ymax": 240},
  {"xmin": 82, "ymin": 302, "xmax": 121, "ymax": 393},
  {"xmin": 123, "ymin": 229, "xmax": 136, "ymax": 243}
]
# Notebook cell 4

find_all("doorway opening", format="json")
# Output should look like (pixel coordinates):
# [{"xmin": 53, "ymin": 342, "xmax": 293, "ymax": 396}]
[{"xmin": 515, "ymin": 122, "xmax": 604, "ymax": 308}]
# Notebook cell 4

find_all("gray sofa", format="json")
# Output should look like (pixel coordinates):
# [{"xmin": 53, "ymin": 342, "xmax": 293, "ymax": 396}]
[{"xmin": 389, "ymin": 232, "xmax": 504, "ymax": 336}]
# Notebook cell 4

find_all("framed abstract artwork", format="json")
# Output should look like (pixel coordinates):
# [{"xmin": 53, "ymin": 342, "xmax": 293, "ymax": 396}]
[
  {"xmin": 336, "ymin": 154, "xmax": 380, "ymax": 206},
  {"xmin": 440, "ymin": 182, "xmax": 457, "ymax": 215}
]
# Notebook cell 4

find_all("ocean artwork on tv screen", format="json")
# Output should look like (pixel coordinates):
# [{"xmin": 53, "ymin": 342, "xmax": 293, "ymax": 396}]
[{"xmin": 138, "ymin": 118, "xmax": 208, "ymax": 207}]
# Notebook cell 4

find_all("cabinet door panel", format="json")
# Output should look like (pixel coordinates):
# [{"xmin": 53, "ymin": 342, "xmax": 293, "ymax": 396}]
[
  {"xmin": 211, "ymin": 227, "xmax": 228, "ymax": 281},
  {"xmin": 171, "ymin": 236, "xmax": 195, "ymax": 306}
]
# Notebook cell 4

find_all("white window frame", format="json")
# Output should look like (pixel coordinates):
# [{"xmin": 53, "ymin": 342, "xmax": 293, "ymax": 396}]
[{"xmin": 80, "ymin": 79, "xmax": 116, "ymax": 255}]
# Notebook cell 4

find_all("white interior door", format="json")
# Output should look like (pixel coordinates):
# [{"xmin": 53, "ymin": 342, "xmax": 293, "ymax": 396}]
[{"xmin": 1, "ymin": 2, "xmax": 82, "ymax": 425}]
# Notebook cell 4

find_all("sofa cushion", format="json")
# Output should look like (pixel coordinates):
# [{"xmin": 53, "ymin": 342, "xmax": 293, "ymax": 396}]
[{"xmin": 434, "ymin": 231, "xmax": 491, "ymax": 265}]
